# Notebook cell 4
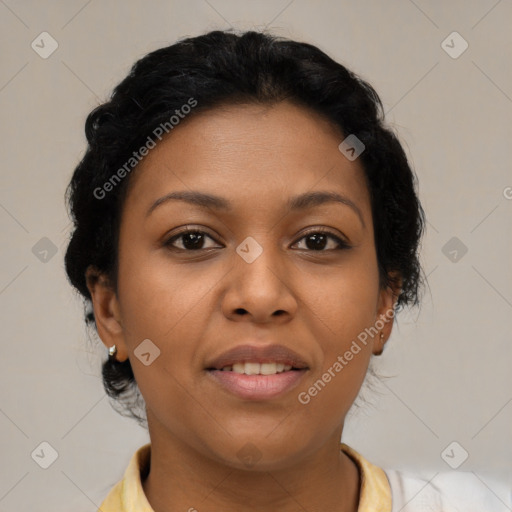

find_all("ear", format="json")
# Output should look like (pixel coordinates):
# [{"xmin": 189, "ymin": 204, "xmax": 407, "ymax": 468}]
[
  {"xmin": 85, "ymin": 265, "xmax": 129, "ymax": 362},
  {"xmin": 372, "ymin": 272, "xmax": 402, "ymax": 356}
]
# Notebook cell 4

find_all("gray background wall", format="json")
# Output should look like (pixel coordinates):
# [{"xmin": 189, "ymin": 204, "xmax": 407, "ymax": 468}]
[{"xmin": 0, "ymin": 1, "xmax": 511, "ymax": 510}]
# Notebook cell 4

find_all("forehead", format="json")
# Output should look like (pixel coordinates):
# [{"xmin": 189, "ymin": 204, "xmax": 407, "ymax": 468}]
[{"xmin": 122, "ymin": 101, "xmax": 371, "ymax": 217}]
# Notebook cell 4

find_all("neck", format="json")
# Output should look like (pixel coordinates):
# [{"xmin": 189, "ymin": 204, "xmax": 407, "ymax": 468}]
[{"xmin": 141, "ymin": 423, "xmax": 360, "ymax": 512}]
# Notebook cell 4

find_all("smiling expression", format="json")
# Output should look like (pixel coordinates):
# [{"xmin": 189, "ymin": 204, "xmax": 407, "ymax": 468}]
[{"xmin": 87, "ymin": 100, "xmax": 397, "ymax": 469}]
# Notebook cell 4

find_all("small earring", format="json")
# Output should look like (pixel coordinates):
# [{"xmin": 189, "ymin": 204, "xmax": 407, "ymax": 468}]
[
  {"xmin": 108, "ymin": 345, "xmax": 117, "ymax": 358},
  {"xmin": 380, "ymin": 332, "xmax": 384, "ymax": 341}
]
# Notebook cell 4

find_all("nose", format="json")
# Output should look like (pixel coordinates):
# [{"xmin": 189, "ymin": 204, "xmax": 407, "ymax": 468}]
[{"xmin": 221, "ymin": 239, "xmax": 298, "ymax": 324}]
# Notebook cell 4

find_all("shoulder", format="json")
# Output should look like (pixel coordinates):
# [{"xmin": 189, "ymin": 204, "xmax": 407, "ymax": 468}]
[{"xmin": 384, "ymin": 468, "xmax": 512, "ymax": 512}]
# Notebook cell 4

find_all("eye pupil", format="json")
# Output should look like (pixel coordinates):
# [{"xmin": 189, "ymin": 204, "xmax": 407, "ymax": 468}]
[
  {"xmin": 182, "ymin": 232, "xmax": 204, "ymax": 250},
  {"xmin": 306, "ymin": 233, "xmax": 327, "ymax": 250}
]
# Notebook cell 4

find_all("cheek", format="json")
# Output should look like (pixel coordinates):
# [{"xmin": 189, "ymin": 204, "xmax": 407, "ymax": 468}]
[
  {"xmin": 310, "ymin": 248, "xmax": 380, "ymax": 338},
  {"xmin": 115, "ymin": 237, "xmax": 231, "ymax": 407},
  {"xmin": 302, "ymin": 250, "xmax": 379, "ymax": 404},
  {"xmin": 116, "ymin": 234, "xmax": 214, "ymax": 338}
]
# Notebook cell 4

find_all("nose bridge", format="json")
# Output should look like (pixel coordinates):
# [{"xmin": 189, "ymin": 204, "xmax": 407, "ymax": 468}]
[
  {"xmin": 224, "ymin": 232, "xmax": 296, "ymax": 320},
  {"xmin": 235, "ymin": 233, "xmax": 285, "ymax": 284}
]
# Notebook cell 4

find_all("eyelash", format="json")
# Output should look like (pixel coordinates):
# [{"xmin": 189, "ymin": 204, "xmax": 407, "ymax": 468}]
[{"xmin": 164, "ymin": 227, "xmax": 350, "ymax": 253}]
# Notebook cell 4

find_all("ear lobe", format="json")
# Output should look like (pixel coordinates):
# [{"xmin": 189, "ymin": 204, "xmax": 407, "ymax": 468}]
[
  {"xmin": 373, "ymin": 332, "xmax": 385, "ymax": 356},
  {"xmin": 85, "ymin": 266, "xmax": 128, "ymax": 361},
  {"xmin": 373, "ymin": 273, "xmax": 402, "ymax": 356}
]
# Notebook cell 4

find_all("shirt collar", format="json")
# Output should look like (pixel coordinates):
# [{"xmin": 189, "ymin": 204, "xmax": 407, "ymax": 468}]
[
  {"xmin": 341, "ymin": 442, "xmax": 392, "ymax": 511},
  {"xmin": 99, "ymin": 442, "xmax": 391, "ymax": 512}
]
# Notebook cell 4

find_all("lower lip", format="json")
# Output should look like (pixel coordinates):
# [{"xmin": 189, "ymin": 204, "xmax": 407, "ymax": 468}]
[{"xmin": 207, "ymin": 369, "xmax": 308, "ymax": 400}]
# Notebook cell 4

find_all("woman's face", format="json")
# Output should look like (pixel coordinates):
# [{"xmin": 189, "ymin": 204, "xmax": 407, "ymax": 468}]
[{"xmin": 90, "ymin": 100, "xmax": 396, "ymax": 470}]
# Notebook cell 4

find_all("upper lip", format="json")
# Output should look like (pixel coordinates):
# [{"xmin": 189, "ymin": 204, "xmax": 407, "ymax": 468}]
[{"xmin": 205, "ymin": 343, "xmax": 309, "ymax": 370}]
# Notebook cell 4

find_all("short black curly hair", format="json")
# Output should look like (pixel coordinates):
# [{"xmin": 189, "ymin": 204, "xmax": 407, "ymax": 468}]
[{"xmin": 64, "ymin": 28, "xmax": 425, "ymax": 426}]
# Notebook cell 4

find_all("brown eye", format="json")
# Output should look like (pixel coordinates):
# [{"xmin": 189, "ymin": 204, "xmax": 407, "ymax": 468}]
[
  {"xmin": 165, "ymin": 230, "xmax": 220, "ymax": 251},
  {"xmin": 293, "ymin": 230, "xmax": 349, "ymax": 251}
]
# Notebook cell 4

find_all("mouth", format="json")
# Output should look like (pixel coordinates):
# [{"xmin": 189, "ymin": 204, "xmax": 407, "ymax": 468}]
[
  {"xmin": 205, "ymin": 361, "xmax": 309, "ymax": 400},
  {"xmin": 206, "ymin": 361, "xmax": 306, "ymax": 375},
  {"xmin": 204, "ymin": 343, "xmax": 310, "ymax": 400}
]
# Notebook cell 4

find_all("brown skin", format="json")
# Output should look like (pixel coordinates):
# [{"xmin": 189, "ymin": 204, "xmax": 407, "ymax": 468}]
[{"xmin": 86, "ymin": 101, "xmax": 400, "ymax": 512}]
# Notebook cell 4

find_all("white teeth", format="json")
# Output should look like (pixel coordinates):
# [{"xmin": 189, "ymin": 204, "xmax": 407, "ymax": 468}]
[
  {"xmin": 245, "ymin": 362, "xmax": 260, "ymax": 375},
  {"xmin": 224, "ymin": 362, "xmax": 294, "ymax": 375},
  {"xmin": 260, "ymin": 363, "xmax": 277, "ymax": 375},
  {"xmin": 232, "ymin": 363, "xmax": 245, "ymax": 373}
]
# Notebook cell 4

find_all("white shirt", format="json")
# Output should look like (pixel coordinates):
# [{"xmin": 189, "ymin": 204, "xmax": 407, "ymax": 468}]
[{"xmin": 385, "ymin": 468, "xmax": 512, "ymax": 511}]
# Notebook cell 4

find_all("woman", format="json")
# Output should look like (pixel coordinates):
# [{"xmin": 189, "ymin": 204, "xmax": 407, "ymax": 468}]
[{"xmin": 64, "ymin": 29, "xmax": 507, "ymax": 511}]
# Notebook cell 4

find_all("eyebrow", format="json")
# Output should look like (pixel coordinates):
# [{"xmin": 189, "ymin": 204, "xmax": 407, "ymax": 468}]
[{"xmin": 146, "ymin": 190, "xmax": 365, "ymax": 228}]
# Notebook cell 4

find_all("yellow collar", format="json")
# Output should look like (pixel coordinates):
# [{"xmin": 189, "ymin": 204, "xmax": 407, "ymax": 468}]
[
  {"xmin": 341, "ymin": 442, "xmax": 392, "ymax": 511},
  {"xmin": 98, "ymin": 442, "xmax": 391, "ymax": 511}
]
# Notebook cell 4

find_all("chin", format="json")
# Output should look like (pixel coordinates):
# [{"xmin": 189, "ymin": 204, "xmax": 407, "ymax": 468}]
[{"xmin": 209, "ymin": 432, "xmax": 311, "ymax": 472}]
